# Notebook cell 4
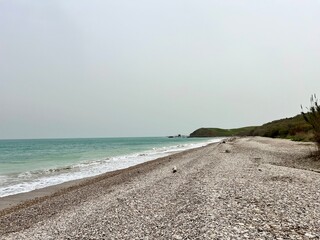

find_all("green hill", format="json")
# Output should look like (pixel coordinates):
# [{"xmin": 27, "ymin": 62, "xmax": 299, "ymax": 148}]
[
  {"xmin": 189, "ymin": 126, "xmax": 256, "ymax": 138},
  {"xmin": 190, "ymin": 114, "xmax": 314, "ymax": 141},
  {"xmin": 251, "ymin": 114, "xmax": 313, "ymax": 141}
]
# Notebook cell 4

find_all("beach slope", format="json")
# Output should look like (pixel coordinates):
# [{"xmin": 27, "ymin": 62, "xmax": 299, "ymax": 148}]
[{"xmin": 0, "ymin": 137, "xmax": 319, "ymax": 239}]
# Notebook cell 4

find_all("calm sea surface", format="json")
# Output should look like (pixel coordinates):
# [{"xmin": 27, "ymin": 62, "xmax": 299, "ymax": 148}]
[{"xmin": 0, "ymin": 137, "xmax": 222, "ymax": 197}]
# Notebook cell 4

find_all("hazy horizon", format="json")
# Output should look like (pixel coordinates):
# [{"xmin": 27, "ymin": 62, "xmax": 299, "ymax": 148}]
[{"xmin": 1, "ymin": 0, "xmax": 320, "ymax": 139}]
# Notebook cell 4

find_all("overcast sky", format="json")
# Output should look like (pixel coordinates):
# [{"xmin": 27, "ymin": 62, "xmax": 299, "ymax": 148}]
[{"xmin": 1, "ymin": 0, "xmax": 320, "ymax": 139}]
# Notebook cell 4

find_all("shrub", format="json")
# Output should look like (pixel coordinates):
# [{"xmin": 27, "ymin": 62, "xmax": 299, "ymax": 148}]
[{"xmin": 301, "ymin": 94, "xmax": 320, "ymax": 156}]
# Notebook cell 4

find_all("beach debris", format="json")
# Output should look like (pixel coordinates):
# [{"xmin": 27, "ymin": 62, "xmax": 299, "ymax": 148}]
[
  {"xmin": 225, "ymin": 149, "xmax": 231, "ymax": 153},
  {"xmin": 172, "ymin": 166, "xmax": 177, "ymax": 173},
  {"xmin": 222, "ymin": 140, "xmax": 226, "ymax": 144}
]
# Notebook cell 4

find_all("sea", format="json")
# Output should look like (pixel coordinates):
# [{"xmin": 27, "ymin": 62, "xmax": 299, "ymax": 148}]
[{"xmin": 0, "ymin": 137, "xmax": 222, "ymax": 198}]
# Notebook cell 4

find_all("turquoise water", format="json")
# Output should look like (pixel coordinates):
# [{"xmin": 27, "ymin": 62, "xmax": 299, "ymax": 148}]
[{"xmin": 0, "ymin": 137, "xmax": 222, "ymax": 197}]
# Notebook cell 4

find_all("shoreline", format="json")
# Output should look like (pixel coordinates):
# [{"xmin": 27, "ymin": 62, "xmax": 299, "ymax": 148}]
[
  {"xmin": 0, "ymin": 142, "xmax": 217, "ymax": 215},
  {"xmin": 0, "ymin": 137, "xmax": 220, "ymax": 200},
  {"xmin": 1, "ymin": 137, "xmax": 319, "ymax": 239}
]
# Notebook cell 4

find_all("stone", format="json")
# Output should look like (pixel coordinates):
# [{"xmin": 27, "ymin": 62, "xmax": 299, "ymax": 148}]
[{"xmin": 172, "ymin": 166, "xmax": 177, "ymax": 173}]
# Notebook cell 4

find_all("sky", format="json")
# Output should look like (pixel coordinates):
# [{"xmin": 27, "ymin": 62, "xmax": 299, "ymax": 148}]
[{"xmin": 1, "ymin": 0, "xmax": 320, "ymax": 139}]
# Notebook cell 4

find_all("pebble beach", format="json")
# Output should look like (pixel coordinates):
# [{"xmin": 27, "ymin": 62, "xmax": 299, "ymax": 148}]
[{"xmin": 0, "ymin": 137, "xmax": 319, "ymax": 239}]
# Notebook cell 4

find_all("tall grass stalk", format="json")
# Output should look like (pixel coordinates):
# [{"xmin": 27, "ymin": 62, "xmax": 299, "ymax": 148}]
[{"xmin": 301, "ymin": 94, "xmax": 320, "ymax": 157}]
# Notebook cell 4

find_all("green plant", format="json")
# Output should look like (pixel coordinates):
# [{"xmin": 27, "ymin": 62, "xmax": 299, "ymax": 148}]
[{"xmin": 301, "ymin": 94, "xmax": 320, "ymax": 155}]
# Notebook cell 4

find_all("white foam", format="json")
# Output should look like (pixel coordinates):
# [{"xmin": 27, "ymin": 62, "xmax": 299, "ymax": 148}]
[{"xmin": 0, "ymin": 138, "xmax": 222, "ymax": 197}]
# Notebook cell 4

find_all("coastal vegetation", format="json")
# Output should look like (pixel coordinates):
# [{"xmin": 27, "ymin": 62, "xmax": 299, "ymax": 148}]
[
  {"xmin": 301, "ymin": 94, "xmax": 320, "ymax": 156},
  {"xmin": 250, "ymin": 114, "xmax": 313, "ymax": 141},
  {"xmin": 190, "ymin": 114, "xmax": 314, "ymax": 141},
  {"xmin": 190, "ymin": 95, "xmax": 320, "ymax": 159}
]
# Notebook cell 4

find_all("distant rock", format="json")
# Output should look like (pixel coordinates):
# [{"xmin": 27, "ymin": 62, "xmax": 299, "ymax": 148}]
[{"xmin": 168, "ymin": 134, "xmax": 188, "ymax": 138}]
